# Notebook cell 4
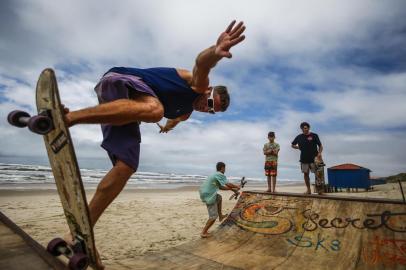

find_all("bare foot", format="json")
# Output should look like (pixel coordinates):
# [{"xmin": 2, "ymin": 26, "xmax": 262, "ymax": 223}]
[
  {"xmin": 201, "ymin": 232, "xmax": 211, "ymax": 238},
  {"xmin": 304, "ymin": 191, "xmax": 311, "ymax": 195},
  {"xmin": 219, "ymin": 214, "xmax": 228, "ymax": 222},
  {"xmin": 266, "ymin": 189, "xmax": 272, "ymax": 193}
]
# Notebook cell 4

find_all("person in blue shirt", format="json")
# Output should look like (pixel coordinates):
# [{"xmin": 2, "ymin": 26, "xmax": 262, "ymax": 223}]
[
  {"xmin": 61, "ymin": 20, "xmax": 245, "ymax": 267},
  {"xmin": 199, "ymin": 162, "xmax": 240, "ymax": 238}
]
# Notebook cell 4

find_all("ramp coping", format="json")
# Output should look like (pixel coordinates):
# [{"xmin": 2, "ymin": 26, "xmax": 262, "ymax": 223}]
[{"xmin": 245, "ymin": 190, "xmax": 406, "ymax": 204}]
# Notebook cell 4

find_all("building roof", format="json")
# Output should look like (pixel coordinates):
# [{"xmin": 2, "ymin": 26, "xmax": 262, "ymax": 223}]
[{"xmin": 329, "ymin": 163, "xmax": 371, "ymax": 171}]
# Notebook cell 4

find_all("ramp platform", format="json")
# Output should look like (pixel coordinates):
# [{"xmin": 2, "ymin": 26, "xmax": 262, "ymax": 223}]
[{"xmin": 133, "ymin": 192, "xmax": 406, "ymax": 269}]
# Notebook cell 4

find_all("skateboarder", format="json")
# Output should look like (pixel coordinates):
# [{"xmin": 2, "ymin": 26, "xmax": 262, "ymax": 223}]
[
  {"xmin": 199, "ymin": 162, "xmax": 240, "ymax": 238},
  {"xmin": 61, "ymin": 20, "xmax": 245, "ymax": 264},
  {"xmin": 263, "ymin": 131, "xmax": 280, "ymax": 192},
  {"xmin": 291, "ymin": 122, "xmax": 323, "ymax": 194}
]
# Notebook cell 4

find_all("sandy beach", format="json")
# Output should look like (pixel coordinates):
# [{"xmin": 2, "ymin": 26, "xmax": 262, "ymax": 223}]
[{"xmin": 0, "ymin": 182, "xmax": 404, "ymax": 269}]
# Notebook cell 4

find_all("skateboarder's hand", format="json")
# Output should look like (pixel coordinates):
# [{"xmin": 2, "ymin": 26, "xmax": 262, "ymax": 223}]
[
  {"xmin": 215, "ymin": 20, "xmax": 246, "ymax": 59},
  {"xmin": 61, "ymin": 104, "xmax": 70, "ymax": 114},
  {"xmin": 61, "ymin": 104, "xmax": 73, "ymax": 127}
]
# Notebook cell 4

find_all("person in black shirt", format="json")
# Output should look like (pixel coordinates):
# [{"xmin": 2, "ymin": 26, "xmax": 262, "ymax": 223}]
[{"xmin": 291, "ymin": 122, "xmax": 323, "ymax": 194}]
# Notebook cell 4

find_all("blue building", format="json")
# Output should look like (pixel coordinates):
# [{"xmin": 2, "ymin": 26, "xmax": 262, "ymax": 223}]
[{"xmin": 327, "ymin": 163, "xmax": 371, "ymax": 189}]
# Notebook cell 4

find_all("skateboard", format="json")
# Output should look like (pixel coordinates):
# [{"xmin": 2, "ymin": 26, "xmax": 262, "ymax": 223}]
[
  {"xmin": 314, "ymin": 155, "xmax": 326, "ymax": 194},
  {"xmin": 229, "ymin": 177, "xmax": 247, "ymax": 200},
  {"xmin": 7, "ymin": 68, "xmax": 100, "ymax": 270}
]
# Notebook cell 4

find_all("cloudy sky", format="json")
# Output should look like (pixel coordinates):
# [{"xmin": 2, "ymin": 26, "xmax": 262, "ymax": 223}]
[{"xmin": 1, "ymin": 0, "xmax": 405, "ymax": 180}]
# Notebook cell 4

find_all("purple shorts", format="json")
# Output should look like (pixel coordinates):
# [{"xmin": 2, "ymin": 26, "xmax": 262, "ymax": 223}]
[{"xmin": 94, "ymin": 72, "xmax": 157, "ymax": 170}]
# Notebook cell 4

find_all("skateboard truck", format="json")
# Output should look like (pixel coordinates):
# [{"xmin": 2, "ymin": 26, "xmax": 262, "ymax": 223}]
[
  {"xmin": 7, "ymin": 109, "xmax": 54, "ymax": 135},
  {"xmin": 229, "ymin": 177, "xmax": 247, "ymax": 200},
  {"xmin": 47, "ymin": 235, "xmax": 89, "ymax": 270}
]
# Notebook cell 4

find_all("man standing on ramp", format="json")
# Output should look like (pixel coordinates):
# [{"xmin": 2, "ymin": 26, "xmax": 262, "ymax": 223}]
[
  {"xmin": 291, "ymin": 122, "xmax": 323, "ymax": 194},
  {"xmin": 62, "ymin": 20, "xmax": 245, "ymax": 266}
]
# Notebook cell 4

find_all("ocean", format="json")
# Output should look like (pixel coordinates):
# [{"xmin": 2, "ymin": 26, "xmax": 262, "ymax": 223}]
[{"xmin": 0, "ymin": 156, "xmax": 301, "ymax": 190}]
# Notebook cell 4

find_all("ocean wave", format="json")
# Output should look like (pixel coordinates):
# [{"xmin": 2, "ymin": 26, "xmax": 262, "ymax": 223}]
[{"xmin": 0, "ymin": 162, "xmax": 266, "ymax": 187}]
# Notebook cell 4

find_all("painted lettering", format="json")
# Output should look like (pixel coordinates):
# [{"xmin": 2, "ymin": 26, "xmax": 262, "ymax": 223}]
[{"xmin": 287, "ymin": 234, "xmax": 340, "ymax": 252}]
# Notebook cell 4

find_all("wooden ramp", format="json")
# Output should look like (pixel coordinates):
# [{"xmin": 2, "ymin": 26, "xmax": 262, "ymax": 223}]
[
  {"xmin": 132, "ymin": 192, "xmax": 406, "ymax": 270},
  {"xmin": 0, "ymin": 211, "xmax": 65, "ymax": 270}
]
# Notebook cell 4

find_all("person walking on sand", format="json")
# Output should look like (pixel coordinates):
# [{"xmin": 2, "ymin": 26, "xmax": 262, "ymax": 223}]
[
  {"xmin": 199, "ymin": 162, "xmax": 240, "ymax": 238},
  {"xmin": 263, "ymin": 131, "xmax": 280, "ymax": 192},
  {"xmin": 291, "ymin": 122, "xmax": 323, "ymax": 195},
  {"xmin": 61, "ymin": 20, "xmax": 246, "ymax": 268}
]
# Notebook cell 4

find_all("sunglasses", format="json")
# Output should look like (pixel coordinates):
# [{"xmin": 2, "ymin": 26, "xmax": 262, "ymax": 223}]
[{"xmin": 207, "ymin": 89, "xmax": 215, "ymax": 114}]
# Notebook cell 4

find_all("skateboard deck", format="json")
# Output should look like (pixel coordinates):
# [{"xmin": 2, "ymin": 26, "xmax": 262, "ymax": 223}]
[
  {"xmin": 35, "ymin": 69, "xmax": 99, "ymax": 269},
  {"xmin": 314, "ymin": 155, "xmax": 326, "ymax": 194}
]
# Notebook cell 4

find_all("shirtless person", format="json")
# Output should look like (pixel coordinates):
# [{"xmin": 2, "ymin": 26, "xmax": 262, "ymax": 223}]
[{"xmin": 63, "ymin": 20, "xmax": 246, "ymax": 267}]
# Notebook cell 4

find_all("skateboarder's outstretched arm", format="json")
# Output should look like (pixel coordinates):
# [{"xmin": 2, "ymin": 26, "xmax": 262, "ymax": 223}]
[
  {"xmin": 158, "ymin": 20, "xmax": 245, "ymax": 133},
  {"xmin": 191, "ymin": 20, "xmax": 246, "ymax": 93}
]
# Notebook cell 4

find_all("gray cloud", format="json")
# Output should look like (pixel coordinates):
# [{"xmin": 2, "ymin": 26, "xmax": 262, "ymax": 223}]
[{"xmin": 1, "ymin": 0, "xmax": 405, "ymax": 179}]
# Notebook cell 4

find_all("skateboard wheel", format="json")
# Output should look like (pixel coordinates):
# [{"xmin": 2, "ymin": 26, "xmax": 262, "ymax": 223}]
[
  {"xmin": 47, "ymin": 237, "xmax": 67, "ymax": 256},
  {"xmin": 68, "ymin": 253, "xmax": 89, "ymax": 270},
  {"xmin": 28, "ymin": 115, "xmax": 53, "ymax": 135},
  {"xmin": 7, "ymin": 110, "xmax": 30, "ymax": 127}
]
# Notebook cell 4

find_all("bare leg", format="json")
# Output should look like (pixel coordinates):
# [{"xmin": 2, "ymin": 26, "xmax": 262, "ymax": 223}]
[
  {"xmin": 65, "ymin": 95, "xmax": 164, "ymax": 127},
  {"xmin": 216, "ymin": 196, "xmax": 227, "ymax": 221},
  {"xmin": 271, "ymin": 176, "xmax": 277, "ymax": 192},
  {"xmin": 88, "ymin": 160, "xmax": 134, "ymax": 269},
  {"xmin": 201, "ymin": 218, "xmax": 216, "ymax": 238},
  {"xmin": 266, "ymin": 176, "xmax": 272, "ymax": 192},
  {"xmin": 88, "ymin": 160, "xmax": 135, "ymax": 227},
  {"xmin": 304, "ymin": 173, "xmax": 311, "ymax": 194}
]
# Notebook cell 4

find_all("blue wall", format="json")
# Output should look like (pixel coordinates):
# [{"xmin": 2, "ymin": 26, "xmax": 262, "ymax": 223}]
[{"xmin": 327, "ymin": 169, "xmax": 371, "ymax": 188}]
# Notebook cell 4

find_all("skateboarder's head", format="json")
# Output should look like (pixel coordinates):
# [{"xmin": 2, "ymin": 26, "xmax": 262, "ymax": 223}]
[
  {"xmin": 193, "ymin": 86, "xmax": 230, "ymax": 114},
  {"xmin": 216, "ymin": 162, "xmax": 226, "ymax": 173},
  {"xmin": 300, "ymin": 122, "xmax": 310, "ymax": 134}
]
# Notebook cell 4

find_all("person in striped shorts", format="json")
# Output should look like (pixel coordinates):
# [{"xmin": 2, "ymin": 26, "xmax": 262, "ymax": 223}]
[{"xmin": 263, "ymin": 131, "xmax": 280, "ymax": 192}]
